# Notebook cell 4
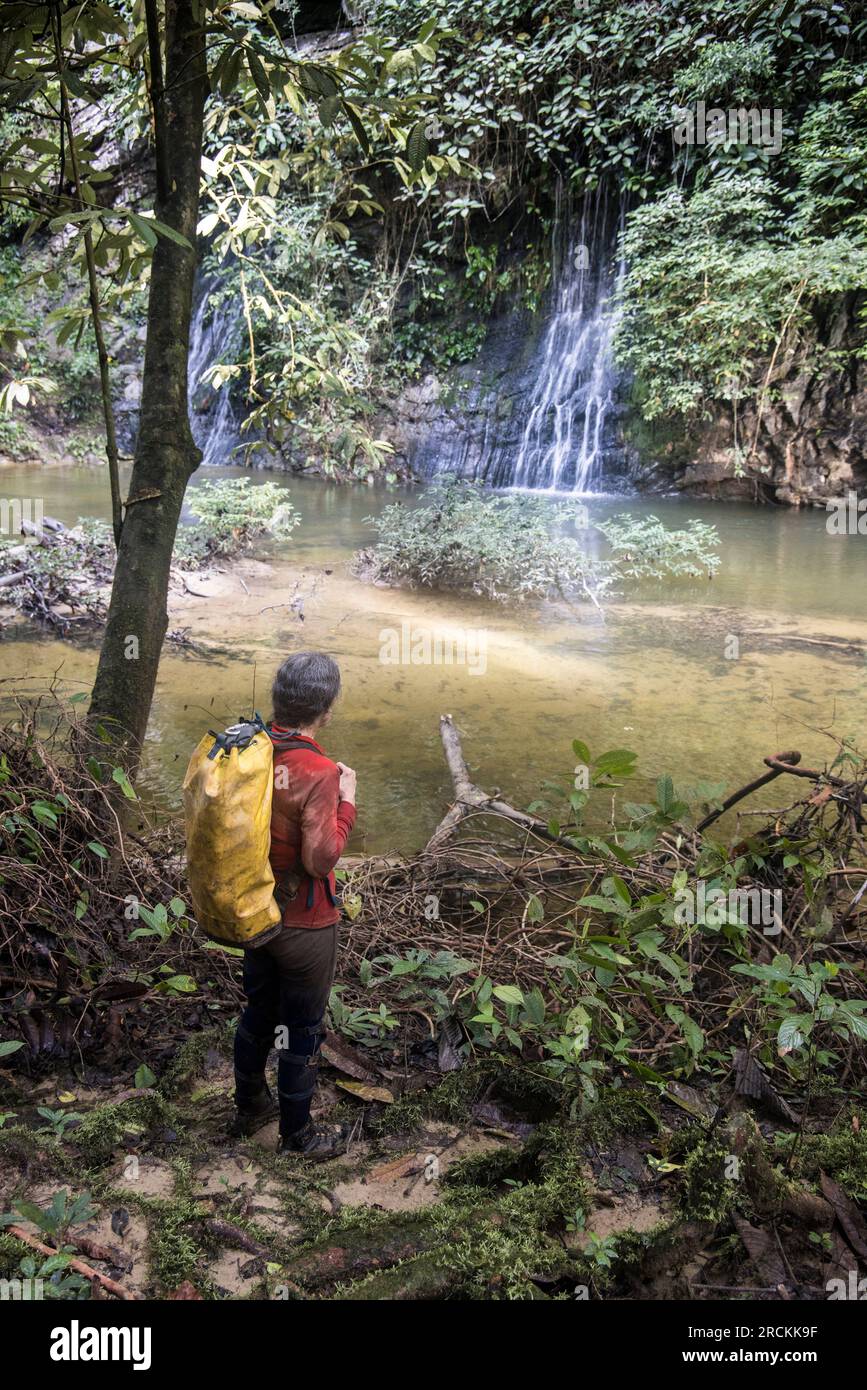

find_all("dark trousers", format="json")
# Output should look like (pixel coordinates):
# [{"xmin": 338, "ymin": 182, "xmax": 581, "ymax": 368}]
[{"xmin": 233, "ymin": 924, "xmax": 338, "ymax": 1137}]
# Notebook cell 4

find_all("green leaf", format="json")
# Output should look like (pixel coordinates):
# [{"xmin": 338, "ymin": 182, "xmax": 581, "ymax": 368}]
[
  {"xmin": 219, "ymin": 46, "xmax": 243, "ymax": 98},
  {"xmin": 525, "ymin": 893, "xmax": 545, "ymax": 923},
  {"xmin": 87, "ymin": 840, "xmax": 109, "ymax": 859},
  {"xmin": 0, "ymin": 1040, "xmax": 24, "ymax": 1058},
  {"xmin": 665, "ymin": 1004, "xmax": 704, "ymax": 1056},
  {"xmin": 605, "ymin": 874, "xmax": 632, "ymax": 906},
  {"xmin": 63, "ymin": 69, "xmax": 98, "ymax": 101},
  {"xmin": 342, "ymin": 101, "xmax": 370, "ymax": 155},
  {"xmin": 656, "ymin": 774, "xmax": 675, "ymax": 814},
  {"xmin": 522, "ymin": 988, "xmax": 547, "ymax": 1027},
  {"xmin": 492, "ymin": 984, "xmax": 524, "ymax": 1007},
  {"xmin": 150, "ymin": 218, "xmax": 193, "ymax": 250},
  {"xmin": 406, "ymin": 118, "xmax": 429, "ymax": 173},
  {"xmin": 127, "ymin": 212, "xmax": 157, "ymax": 248},
  {"xmin": 155, "ymin": 974, "xmax": 197, "ymax": 994},
  {"xmin": 111, "ymin": 766, "xmax": 137, "ymax": 800},
  {"xmin": 594, "ymin": 748, "xmax": 637, "ymax": 775},
  {"xmin": 13, "ymin": 1200, "xmax": 53, "ymax": 1231},
  {"xmin": 777, "ymin": 1017, "xmax": 806, "ymax": 1052},
  {"xmin": 134, "ymin": 1064, "xmax": 157, "ymax": 1089},
  {"xmin": 246, "ymin": 48, "xmax": 271, "ymax": 105}
]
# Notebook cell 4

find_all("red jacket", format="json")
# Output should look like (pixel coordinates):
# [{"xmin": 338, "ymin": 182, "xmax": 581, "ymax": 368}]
[{"xmin": 268, "ymin": 727, "xmax": 356, "ymax": 928}]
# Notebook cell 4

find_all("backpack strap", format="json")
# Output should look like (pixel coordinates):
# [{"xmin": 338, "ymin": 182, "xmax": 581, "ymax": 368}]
[
  {"xmin": 268, "ymin": 732, "xmax": 321, "ymax": 754},
  {"xmin": 205, "ymin": 716, "xmax": 320, "ymax": 761}
]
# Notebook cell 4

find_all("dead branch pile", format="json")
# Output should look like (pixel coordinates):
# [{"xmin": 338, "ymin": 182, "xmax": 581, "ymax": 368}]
[
  {"xmin": 0, "ymin": 515, "xmax": 113, "ymax": 633},
  {"xmin": 338, "ymin": 717, "xmax": 867, "ymax": 1082},
  {"xmin": 0, "ymin": 707, "xmax": 865, "ymax": 1097},
  {"xmin": 0, "ymin": 702, "xmax": 241, "ymax": 1065}
]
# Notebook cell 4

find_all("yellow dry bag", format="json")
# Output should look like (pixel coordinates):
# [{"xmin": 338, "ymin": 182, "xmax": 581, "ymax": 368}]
[{"xmin": 183, "ymin": 716, "xmax": 282, "ymax": 946}]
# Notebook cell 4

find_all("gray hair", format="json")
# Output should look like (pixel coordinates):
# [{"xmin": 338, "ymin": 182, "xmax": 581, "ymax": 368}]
[{"xmin": 271, "ymin": 651, "xmax": 341, "ymax": 728}]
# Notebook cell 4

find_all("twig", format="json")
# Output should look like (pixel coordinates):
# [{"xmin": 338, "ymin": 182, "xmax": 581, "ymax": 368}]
[
  {"xmin": 697, "ymin": 750, "xmax": 802, "ymax": 831},
  {"xmin": 7, "ymin": 1225, "xmax": 140, "ymax": 1301}
]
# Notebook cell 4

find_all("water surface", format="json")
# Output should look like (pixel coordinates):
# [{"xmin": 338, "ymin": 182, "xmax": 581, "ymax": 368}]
[{"xmin": 1, "ymin": 461, "xmax": 865, "ymax": 853}]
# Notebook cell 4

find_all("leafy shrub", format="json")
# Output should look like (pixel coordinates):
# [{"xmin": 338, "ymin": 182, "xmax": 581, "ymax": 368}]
[
  {"xmin": 355, "ymin": 478, "xmax": 605, "ymax": 602},
  {"xmin": 356, "ymin": 479, "xmax": 720, "ymax": 602},
  {"xmin": 596, "ymin": 513, "xmax": 721, "ymax": 579},
  {"xmin": 616, "ymin": 176, "xmax": 867, "ymax": 422},
  {"xmin": 173, "ymin": 477, "xmax": 300, "ymax": 568}
]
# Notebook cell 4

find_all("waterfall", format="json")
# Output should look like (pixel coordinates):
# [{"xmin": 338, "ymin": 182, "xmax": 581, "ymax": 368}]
[
  {"xmin": 413, "ymin": 194, "xmax": 627, "ymax": 493},
  {"xmin": 512, "ymin": 238, "xmax": 624, "ymax": 494},
  {"xmin": 187, "ymin": 281, "xmax": 243, "ymax": 468}
]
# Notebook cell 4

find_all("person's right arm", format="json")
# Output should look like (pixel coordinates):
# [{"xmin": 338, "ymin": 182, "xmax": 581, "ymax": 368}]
[{"xmin": 298, "ymin": 760, "xmax": 356, "ymax": 879}]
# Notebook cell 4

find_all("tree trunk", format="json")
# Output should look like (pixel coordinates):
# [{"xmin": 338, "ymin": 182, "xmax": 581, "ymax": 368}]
[{"xmin": 87, "ymin": 0, "xmax": 206, "ymax": 763}]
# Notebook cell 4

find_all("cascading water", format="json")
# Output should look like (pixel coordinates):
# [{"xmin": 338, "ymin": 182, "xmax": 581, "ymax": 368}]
[
  {"xmin": 412, "ymin": 195, "xmax": 627, "ymax": 493},
  {"xmin": 187, "ymin": 281, "xmax": 243, "ymax": 468},
  {"xmin": 511, "ymin": 240, "xmax": 624, "ymax": 494}
]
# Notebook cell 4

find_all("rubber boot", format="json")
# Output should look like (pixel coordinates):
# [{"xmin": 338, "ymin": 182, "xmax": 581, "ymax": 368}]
[
  {"xmin": 277, "ymin": 1119, "xmax": 348, "ymax": 1160},
  {"xmin": 228, "ymin": 1086, "xmax": 279, "ymax": 1138}
]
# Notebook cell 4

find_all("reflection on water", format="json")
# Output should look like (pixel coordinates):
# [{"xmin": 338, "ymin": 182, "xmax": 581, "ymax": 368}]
[{"xmin": 1, "ymin": 461, "xmax": 865, "ymax": 853}]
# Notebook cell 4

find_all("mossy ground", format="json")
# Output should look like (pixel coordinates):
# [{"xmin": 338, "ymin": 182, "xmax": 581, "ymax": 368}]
[{"xmin": 1, "ymin": 1031, "xmax": 864, "ymax": 1300}]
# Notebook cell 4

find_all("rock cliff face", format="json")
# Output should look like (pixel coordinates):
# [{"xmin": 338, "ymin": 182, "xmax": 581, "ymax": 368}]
[
  {"xmin": 379, "ymin": 305, "xmax": 549, "ymax": 487},
  {"xmin": 378, "ymin": 296, "xmax": 633, "ymax": 492},
  {"xmin": 675, "ymin": 355, "xmax": 867, "ymax": 507},
  {"xmin": 378, "ymin": 292, "xmax": 866, "ymax": 506}
]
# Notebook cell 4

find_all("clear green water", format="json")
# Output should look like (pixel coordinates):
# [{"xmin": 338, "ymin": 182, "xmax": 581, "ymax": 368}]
[{"xmin": 2, "ymin": 461, "xmax": 865, "ymax": 852}]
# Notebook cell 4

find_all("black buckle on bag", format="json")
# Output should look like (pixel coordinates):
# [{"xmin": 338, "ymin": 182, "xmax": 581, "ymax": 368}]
[{"xmin": 207, "ymin": 713, "xmax": 267, "ymax": 759}]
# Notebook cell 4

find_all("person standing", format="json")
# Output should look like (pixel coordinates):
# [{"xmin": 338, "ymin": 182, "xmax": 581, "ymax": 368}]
[{"xmin": 230, "ymin": 651, "xmax": 356, "ymax": 1158}]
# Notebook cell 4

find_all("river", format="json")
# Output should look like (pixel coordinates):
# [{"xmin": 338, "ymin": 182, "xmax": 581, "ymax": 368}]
[{"xmin": 1, "ymin": 460, "xmax": 865, "ymax": 854}]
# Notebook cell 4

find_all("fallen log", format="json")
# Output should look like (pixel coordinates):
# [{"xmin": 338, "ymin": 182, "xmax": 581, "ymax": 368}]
[
  {"xmin": 424, "ymin": 714, "xmax": 585, "ymax": 855},
  {"xmin": 287, "ymin": 1214, "xmax": 437, "ymax": 1289},
  {"xmin": 202, "ymin": 1218, "xmax": 270, "ymax": 1257},
  {"xmin": 334, "ymin": 1251, "xmax": 460, "ymax": 1300},
  {"xmin": 19, "ymin": 516, "xmax": 66, "ymax": 540}
]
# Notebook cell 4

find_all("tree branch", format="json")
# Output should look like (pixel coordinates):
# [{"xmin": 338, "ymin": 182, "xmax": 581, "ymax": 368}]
[
  {"xmin": 144, "ymin": 0, "xmax": 169, "ymax": 206},
  {"xmin": 51, "ymin": 4, "xmax": 123, "ymax": 547}
]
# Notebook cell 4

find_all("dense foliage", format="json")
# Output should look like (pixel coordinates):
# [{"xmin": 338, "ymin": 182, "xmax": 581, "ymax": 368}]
[
  {"xmin": 1, "ymin": 0, "xmax": 865, "ymax": 473},
  {"xmin": 356, "ymin": 478, "xmax": 720, "ymax": 601},
  {"xmin": 365, "ymin": 0, "xmax": 867, "ymax": 439},
  {"xmin": 173, "ymin": 476, "xmax": 299, "ymax": 567}
]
